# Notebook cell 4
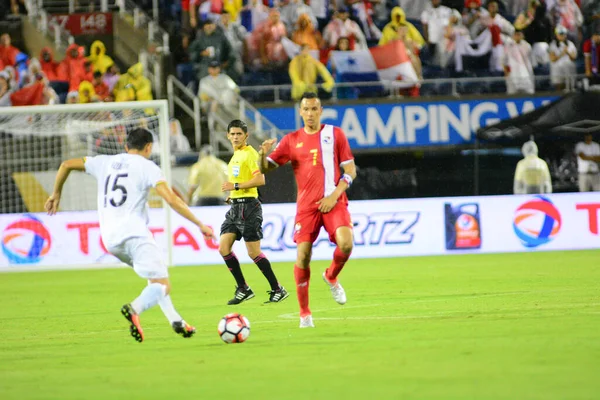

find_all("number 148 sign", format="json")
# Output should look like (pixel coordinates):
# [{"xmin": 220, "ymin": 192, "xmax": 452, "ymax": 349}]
[{"xmin": 49, "ymin": 13, "xmax": 113, "ymax": 35}]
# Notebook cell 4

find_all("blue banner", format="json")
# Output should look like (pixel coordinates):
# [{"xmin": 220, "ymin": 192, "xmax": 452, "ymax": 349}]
[{"xmin": 258, "ymin": 97, "xmax": 558, "ymax": 149}]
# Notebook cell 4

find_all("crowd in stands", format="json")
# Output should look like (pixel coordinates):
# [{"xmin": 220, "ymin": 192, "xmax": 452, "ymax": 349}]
[
  {"xmin": 0, "ymin": 35, "xmax": 154, "ymax": 107},
  {"xmin": 168, "ymin": 0, "xmax": 600, "ymax": 99}
]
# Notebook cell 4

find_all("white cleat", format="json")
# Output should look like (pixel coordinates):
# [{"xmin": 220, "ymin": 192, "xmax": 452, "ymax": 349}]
[
  {"xmin": 323, "ymin": 272, "xmax": 347, "ymax": 305},
  {"xmin": 299, "ymin": 315, "xmax": 315, "ymax": 328}
]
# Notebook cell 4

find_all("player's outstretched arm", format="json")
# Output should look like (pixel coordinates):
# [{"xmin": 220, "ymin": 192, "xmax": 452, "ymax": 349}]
[
  {"xmin": 155, "ymin": 182, "xmax": 216, "ymax": 239},
  {"xmin": 45, "ymin": 158, "xmax": 86, "ymax": 215},
  {"xmin": 259, "ymin": 138, "xmax": 279, "ymax": 174}
]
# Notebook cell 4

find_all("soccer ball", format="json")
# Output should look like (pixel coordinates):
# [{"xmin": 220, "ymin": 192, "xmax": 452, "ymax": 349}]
[{"xmin": 218, "ymin": 313, "xmax": 251, "ymax": 343}]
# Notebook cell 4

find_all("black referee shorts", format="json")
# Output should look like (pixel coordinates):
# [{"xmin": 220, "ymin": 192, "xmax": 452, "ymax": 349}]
[{"xmin": 220, "ymin": 197, "xmax": 263, "ymax": 242}]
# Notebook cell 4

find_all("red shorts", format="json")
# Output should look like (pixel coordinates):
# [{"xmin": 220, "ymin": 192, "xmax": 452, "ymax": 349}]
[{"xmin": 293, "ymin": 201, "xmax": 353, "ymax": 244}]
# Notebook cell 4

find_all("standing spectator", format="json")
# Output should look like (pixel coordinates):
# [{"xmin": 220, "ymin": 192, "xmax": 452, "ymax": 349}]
[
  {"xmin": 223, "ymin": 0, "xmax": 243, "ymax": 21},
  {"xmin": 169, "ymin": 118, "xmax": 192, "ymax": 153},
  {"xmin": 289, "ymin": 44, "xmax": 334, "ymax": 100},
  {"xmin": 549, "ymin": 25, "xmax": 577, "ymax": 90},
  {"xmin": 323, "ymin": 7, "xmax": 367, "ymax": 50},
  {"xmin": 463, "ymin": 0, "xmax": 489, "ymax": 39},
  {"xmin": 309, "ymin": 0, "xmax": 330, "ymax": 31},
  {"xmin": 575, "ymin": 133, "xmax": 600, "ymax": 191},
  {"xmin": 442, "ymin": 9, "xmax": 470, "ymax": 68},
  {"xmin": 280, "ymin": 0, "xmax": 317, "ymax": 34},
  {"xmin": 421, "ymin": 0, "xmax": 453, "ymax": 66},
  {"xmin": 88, "ymin": 40, "xmax": 114, "ymax": 74},
  {"xmin": 503, "ymin": 29, "xmax": 535, "ymax": 94},
  {"xmin": 514, "ymin": 0, "xmax": 553, "ymax": 66},
  {"xmin": 39, "ymin": 47, "xmax": 63, "ymax": 81},
  {"xmin": 239, "ymin": 0, "xmax": 269, "ymax": 33},
  {"xmin": 181, "ymin": 0, "xmax": 193, "ymax": 34},
  {"xmin": 198, "ymin": 60, "xmax": 239, "ymax": 113},
  {"xmin": 292, "ymin": 13, "xmax": 324, "ymax": 50},
  {"xmin": 103, "ymin": 64, "xmax": 120, "ymax": 93},
  {"xmin": 190, "ymin": 19, "xmax": 232, "ymax": 80},
  {"xmin": 379, "ymin": 6, "xmax": 425, "ymax": 48},
  {"xmin": 0, "ymin": 34, "xmax": 21, "ymax": 71},
  {"xmin": 348, "ymin": 0, "xmax": 383, "ymax": 41},
  {"xmin": 61, "ymin": 43, "xmax": 86, "ymax": 92},
  {"xmin": 549, "ymin": 0, "xmax": 583, "ymax": 44},
  {"xmin": 247, "ymin": 9, "xmax": 288, "ymax": 69},
  {"xmin": 187, "ymin": 144, "xmax": 229, "ymax": 206},
  {"xmin": 514, "ymin": 140, "xmax": 552, "ymax": 194},
  {"xmin": 219, "ymin": 11, "xmax": 247, "ymax": 82},
  {"xmin": 583, "ymin": 30, "xmax": 600, "ymax": 86}
]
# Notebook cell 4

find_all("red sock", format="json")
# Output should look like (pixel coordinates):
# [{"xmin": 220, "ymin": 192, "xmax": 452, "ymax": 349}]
[
  {"xmin": 294, "ymin": 265, "xmax": 311, "ymax": 317},
  {"xmin": 326, "ymin": 247, "xmax": 351, "ymax": 282}
]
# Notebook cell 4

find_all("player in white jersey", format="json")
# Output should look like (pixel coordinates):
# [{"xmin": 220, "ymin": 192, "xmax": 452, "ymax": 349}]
[{"xmin": 44, "ymin": 128, "xmax": 215, "ymax": 343}]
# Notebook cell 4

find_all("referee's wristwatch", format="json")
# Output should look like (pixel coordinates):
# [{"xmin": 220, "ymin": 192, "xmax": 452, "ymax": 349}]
[{"xmin": 234, "ymin": 183, "xmax": 240, "ymax": 191}]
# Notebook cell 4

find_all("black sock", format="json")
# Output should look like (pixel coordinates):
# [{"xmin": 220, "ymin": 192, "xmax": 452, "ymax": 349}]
[
  {"xmin": 223, "ymin": 253, "xmax": 246, "ymax": 288},
  {"xmin": 253, "ymin": 253, "xmax": 279, "ymax": 291}
]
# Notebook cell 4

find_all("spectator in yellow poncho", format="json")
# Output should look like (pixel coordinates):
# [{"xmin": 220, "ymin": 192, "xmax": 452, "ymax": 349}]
[
  {"xmin": 88, "ymin": 40, "xmax": 114, "ymax": 74},
  {"xmin": 114, "ymin": 63, "xmax": 153, "ymax": 102},
  {"xmin": 379, "ymin": 7, "xmax": 425, "ymax": 49},
  {"xmin": 223, "ymin": 0, "xmax": 243, "ymax": 22},
  {"xmin": 289, "ymin": 45, "xmax": 334, "ymax": 101},
  {"xmin": 78, "ymin": 80, "xmax": 98, "ymax": 103}
]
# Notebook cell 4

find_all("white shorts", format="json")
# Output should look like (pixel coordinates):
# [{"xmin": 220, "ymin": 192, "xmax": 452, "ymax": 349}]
[{"xmin": 107, "ymin": 237, "xmax": 168, "ymax": 279}]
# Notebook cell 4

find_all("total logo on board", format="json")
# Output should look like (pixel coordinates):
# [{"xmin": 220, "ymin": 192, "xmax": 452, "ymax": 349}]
[
  {"xmin": 513, "ymin": 196, "xmax": 562, "ymax": 248},
  {"xmin": 1, "ymin": 214, "xmax": 52, "ymax": 264}
]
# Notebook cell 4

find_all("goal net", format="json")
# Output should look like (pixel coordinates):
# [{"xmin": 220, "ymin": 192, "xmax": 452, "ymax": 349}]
[{"xmin": 0, "ymin": 101, "xmax": 172, "ymax": 270}]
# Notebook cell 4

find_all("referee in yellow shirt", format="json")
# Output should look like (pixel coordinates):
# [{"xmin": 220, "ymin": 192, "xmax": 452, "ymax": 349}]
[{"xmin": 218, "ymin": 120, "xmax": 289, "ymax": 305}]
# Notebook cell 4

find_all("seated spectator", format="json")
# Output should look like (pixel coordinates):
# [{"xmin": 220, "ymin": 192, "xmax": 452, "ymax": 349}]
[
  {"xmin": 2, "ymin": 65, "xmax": 18, "ymax": 90},
  {"xmin": 219, "ymin": 11, "xmax": 247, "ymax": 83},
  {"xmin": 549, "ymin": 0, "xmax": 583, "ymax": 45},
  {"xmin": 421, "ymin": 0, "xmax": 453, "ymax": 66},
  {"xmin": 198, "ymin": 60, "xmax": 239, "ymax": 113},
  {"xmin": 379, "ymin": 7, "xmax": 425, "ymax": 49},
  {"xmin": 78, "ymin": 80, "xmax": 98, "ymax": 103},
  {"xmin": 292, "ymin": 13, "xmax": 323, "ymax": 50},
  {"xmin": 583, "ymin": 30, "xmax": 600, "ymax": 86},
  {"xmin": 549, "ymin": 25, "xmax": 577, "ymax": 90},
  {"xmin": 187, "ymin": 144, "xmax": 228, "ymax": 206},
  {"xmin": 169, "ymin": 118, "xmax": 192, "ymax": 153},
  {"xmin": 189, "ymin": 19, "xmax": 232, "ymax": 80},
  {"xmin": 39, "ymin": 47, "xmax": 64, "ymax": 82},
  {"xmin": 41, "ymin": 78, "xmax": 59, "ymax": 105},
  {"xmin": 504, "ymin": 29, "xmax": 535, "ymax": 94},
  {"xmin": 66, "ymin": 91, "xmax": 79, "ymax": 104},
  {"xmin": 349, "ymin": 0, "xmax": 383, "ymax": 41},
  {"xmin": 397, "ymin": 26, "xmax": 423, "ymax": 83},
  {"xmin": 514, "ymin": 0, "xmax": 553, "ymax": 66},
  {"xmin": 88, "ymin": 40, "xmax": 114, "ymax": 74},
  {"xmin": 0, "ymin": 72, "xmax": 12, "ymax": 106},
  {"xmin": 92, "ymin": 71, "xmax": 111, "ymax": 101},
  {"xmin": 246, "ymin": 9, "xmax": 288, "ymax": 69},
  {"xmin": 103, "ymin": 64, "xmax": 120, "ymax": 93},
  {"xmin": 114, "ymin": 63, "xmax": 153, "ymax": 103},
  {"xmin": 323, "ymin": 7, "xmax": 368, "ymax": 50},
  {"xmin": 289, "ymin": 44, "xmax": 334, "ymax": 100},
  {"xmin": 20, "ymin": 58, "xmax": 45, "ymax": 87},
  {"xmin": 280, "ymin": 0, "xmax": 317, "ymax": 34}
]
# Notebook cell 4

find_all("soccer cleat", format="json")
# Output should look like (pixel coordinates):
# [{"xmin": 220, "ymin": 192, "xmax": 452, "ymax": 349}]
[
  {"xmin": 264, "ymin": 285, "xmax": 290, "ymax": 303},
  {"xmin": 322, "ymin": 272, "xmax": 347, "ymax": 305},
  {"xmin": 172, "ymin": 320, "xmax": 196, "ymax": 338},
  {"xmin": 299, "ymin": 315, "xmax": 315, "ymax": 328},
  {"xmin": 121, "ymin": 303, "xmax": 144, "ymax": 343},
  {"xmin": 227, "ymin": 286, "xmax": 255, "ymax": 305}
]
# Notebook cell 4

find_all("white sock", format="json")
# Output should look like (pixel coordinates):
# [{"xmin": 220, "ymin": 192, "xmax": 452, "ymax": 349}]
[
  {"xmin": 131, "ymin": 283, "xmax": 166, "ymax": 314},
  {"xmin": 158, "ymin": 295, "xmax": 183, "ymax": 324}
]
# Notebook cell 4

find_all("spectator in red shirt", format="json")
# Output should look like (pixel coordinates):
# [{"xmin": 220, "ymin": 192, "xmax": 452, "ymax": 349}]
[
  {"xmin": 0, "ymin": 34, "xmax": 20, "ymax": 69},
  {"xmin": 92, "ymin": 71, "xmax": 112, "ymax": 101},
  {"xmin": 584, "ymin": 31, "xmax": 600, "ymax": 86},
  {"xmin": 39, "ymin": 47, "xmax": 64, "ymax": 81},
  {"xmin": 61, "ymin": 43, "xmax": 87, "ymax": 92}
]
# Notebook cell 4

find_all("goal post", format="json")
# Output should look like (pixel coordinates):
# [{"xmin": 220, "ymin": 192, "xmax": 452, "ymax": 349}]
[{"xmin": 0, "ymin": 100, "xmax": 174, "ymax": 271}]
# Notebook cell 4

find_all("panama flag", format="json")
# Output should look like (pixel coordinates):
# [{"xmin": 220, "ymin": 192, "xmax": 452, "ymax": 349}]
[{"xmin": 331, "ymin": 40, "xmax": 419, "ymax": 86}]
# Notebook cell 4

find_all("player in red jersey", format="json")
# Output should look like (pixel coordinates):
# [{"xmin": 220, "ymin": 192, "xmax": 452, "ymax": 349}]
[{"xmin": 258, "ymin": 92, "xmax": 357, "ymax": 328}]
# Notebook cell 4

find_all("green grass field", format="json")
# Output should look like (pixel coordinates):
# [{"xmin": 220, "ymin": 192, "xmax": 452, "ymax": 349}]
[{"xmin": 1, "ymin": 251, "xmax": 599, "ymax": 399}]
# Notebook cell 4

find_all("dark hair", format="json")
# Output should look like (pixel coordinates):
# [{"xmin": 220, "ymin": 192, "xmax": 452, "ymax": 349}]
[
  {"xmin": 93, "ymin": 71, "xmax": 102, "ymax": 78},
  {"xmin": 227, "ymin": 119, "xmax": 248, "ymax": 134},
  {"xmin": 300, "ymin": 92, "xmax": 319, "ymax": 102},
  {"xmin": 127, "ymin": 128, "xmax": 154, "ymax": 150}
]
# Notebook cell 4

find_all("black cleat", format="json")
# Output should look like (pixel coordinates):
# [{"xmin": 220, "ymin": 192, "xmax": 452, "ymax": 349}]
[
  {"xmin": 264, "ymin": 286, "xmax": 290, "ymax": 303},
  {"xmin": 121, "ymin": 304, "xmax": 144, "ymax": 343},
  {"xmin": 172, "ymin": 321, "xmax": 196, "ymax": 338},
  {"xmin": 227, "ymin": 286, "xmax": 255, "ymax": 305}
]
